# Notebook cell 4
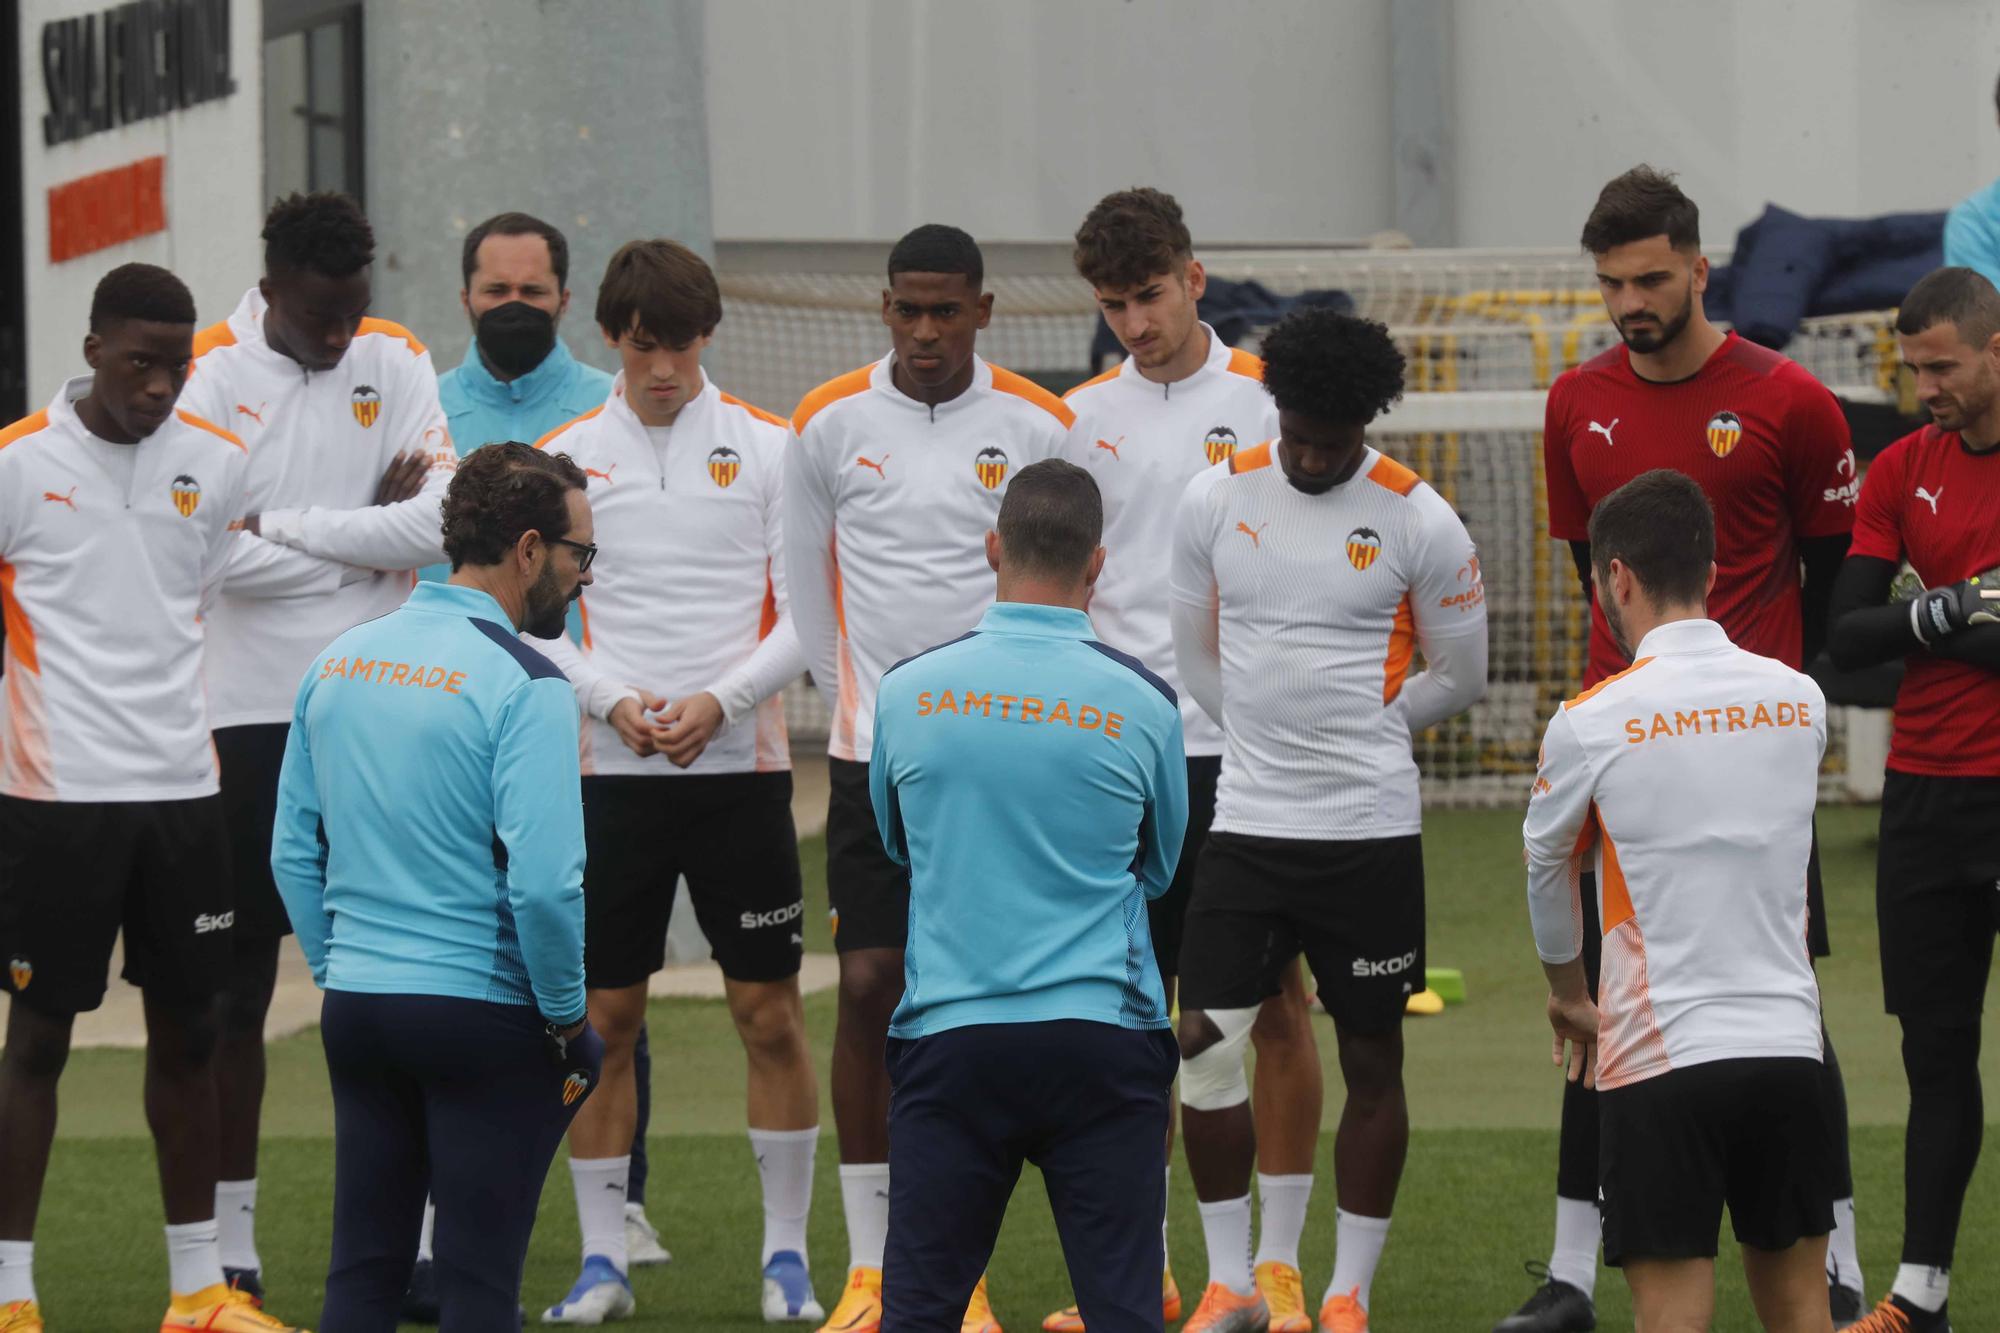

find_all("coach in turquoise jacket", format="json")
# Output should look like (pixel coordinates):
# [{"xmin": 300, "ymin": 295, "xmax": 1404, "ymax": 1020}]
[
  {"xmin": 869, "ymin": 458, "xmax": 1187, "ymax": 1333},
  {"xmin": 273, "ymin": 441, "xmax": 603, "ymax": 1330}
]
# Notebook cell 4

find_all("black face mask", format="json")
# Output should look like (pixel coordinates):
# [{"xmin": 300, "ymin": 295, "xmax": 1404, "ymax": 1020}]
[{"xmin": 476, "ymin": 301, "xmax": 558, "ymax": 379}]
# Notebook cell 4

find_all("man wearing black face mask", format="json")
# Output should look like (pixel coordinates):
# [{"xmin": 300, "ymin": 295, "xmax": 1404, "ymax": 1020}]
[{"xmin": 439, "ymin": 213, "xmax": 611, "ymax": 460}]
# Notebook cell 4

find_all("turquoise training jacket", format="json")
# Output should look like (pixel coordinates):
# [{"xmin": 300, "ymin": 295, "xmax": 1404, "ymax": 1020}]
[
  {"xmin": 870, "ymin": 601, "xmax": 1188, "ymax": 1040},
  {"xmin": 271, "ymin": 581, "xmax": 588, "ymax": 1026}
]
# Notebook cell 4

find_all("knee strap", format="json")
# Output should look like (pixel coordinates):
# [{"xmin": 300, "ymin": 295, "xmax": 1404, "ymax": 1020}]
[{"xmin": 1179, "ymin": 1007, "xmax": 1256, "ymax": 1112}]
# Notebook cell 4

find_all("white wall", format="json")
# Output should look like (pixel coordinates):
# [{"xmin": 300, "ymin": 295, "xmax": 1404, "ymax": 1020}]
[
  {"xmin": 706, "ymin": 0, "xmax": 2000, "ymax": 251},
  {"xmin": 705, "ymin": 0, "xmax": 1395, "ymax": 245},
  {"xmin": 1453, "ymin": 0, "xmax": 2000, "ymax": 248},
  {"xmin": 18, "ymin": 0, "xmax": 264, "ymax": 406}
]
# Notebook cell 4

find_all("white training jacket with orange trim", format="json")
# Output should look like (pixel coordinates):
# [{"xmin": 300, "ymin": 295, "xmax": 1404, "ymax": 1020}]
[
  {"xmin": 534, "ymin": 372, "xmax": 802, "ymax": 776},
  {"xmin": 1523, "ymin": 617, "xmax": 1825, "ymax": 1090},
  {"xmin": 180, "ymin": 287, "xmax": 454, "ymax": 729},
  {"xmin": 783, "ymin": 353, "xmax": 1072, "ymax": 761},
  {"xmin": 1061, "ymin": 325, "xmax": 1277, "ymax": 757},
  {"xmin": 0, "ymin": 378, "xmax": 249, "ymax": 801},
  {"xmin": 1170, "ymin": 444, "xmax": 1488, "ymax": 840}
]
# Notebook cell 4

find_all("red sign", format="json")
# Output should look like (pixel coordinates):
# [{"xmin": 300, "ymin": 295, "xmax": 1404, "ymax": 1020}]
[{"xmin": 47, "ymin": 156, "xmax": 166, "ymax": 263}]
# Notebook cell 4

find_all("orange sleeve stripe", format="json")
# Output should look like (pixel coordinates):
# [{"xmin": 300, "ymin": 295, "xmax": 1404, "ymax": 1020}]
[
  {"xmin": 1365, "ymin": 453, "xmax": 1421, "ymax": 497},
  {"xmin": 1563, "ymin": 656, "xmax": 1657, "ymax": 710},
  {"xmin": 719, "ymin": 391, "xmax": 790, "ymax": 430},
  {"xmin": 0, "ymin": 562, "xmax": 38, "ymax": 673},
  {"xmin": 1229, "ymin": 440, "xmax": 1274, "ymax": 475},
  {"xmin": 357, "ymin": 318, "xmax": 427, "ymax": 356},
  {"xmin": 1382, "ymin": 592, "xmax": 1416, "ymax": 704},
  {"xmin": 988, "ymin": 365, "xmax": 1077, "ymax": 429},
  {"xmin": 0, "ymin": 410, "xmax": 52, "ymax": 452},
  {"xmin": 191, "ymin": 320, "xmax": 237, "ymax": 360},
  {"xmin": 1225, "ymin": 348, "xmax": 1264, "ymax": 381},
  {"xmin": 174, "ymin": 409, "xmax": 247, "ymax": 452},
  {"xmin": 1063, "ymin": 365, "xmax": 1122, "ymax": 399},
  {"xmin": 792, "ymin": 366, "xmax": 876, "ymax": 433},
  {"xmin": 534, "ymin": 404, "xmax": 605, "ymax": 450}
]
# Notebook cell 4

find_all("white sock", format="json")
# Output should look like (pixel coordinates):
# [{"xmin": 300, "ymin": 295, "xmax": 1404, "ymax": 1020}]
[
  {"xmin": 1893, "ymin": 1263, "xmax": 1949, "ymax": 1313},
  {"xmin": 1326, "ymin": 1209, "xmax": 1391, "ymax": 1312},
  {"xmin": 570, "ymin": 1155, "xmax": 631, "ymax": 1274},
  {"xmin": 1162, "ymin": 1165, "xmax": 1172, "ymax": 1270},
  {"xmin": 0, "ymin": 1240, "xmax": 34, "ymax": 1305},
  {"xmin": 1196, "ymin": 1196, "xmax": 1253, "ymax": 1296},
  {"xmin": 165, "ymin": 1219, "xmax": 224, "ymax": 1297},
  {"xmin": 215, "ymin": 1179, "xmax": 260, "ymax": 1272},
  {"xmin": 1254, "ymin": 1173, "xmax": 1313, "ymax": 1271},
  {"xmin": 1546, "ymin": 1195, "xmax": 1599, "ymax": 1297},
  {"xmin": 1826, "ymin": 1197, "xmax": 1861, "ymax": 1293},
  {"xmin": 838, "ymin": 1163, "xmax": 890, "ymax": 1271},
  {"xmin": 418, "ymin": 1199, "xmax": 436, "ymax": 1262},
  {"xmin": 751, "ymin": 1126, "xmax": 818, "ymax": 1265}
]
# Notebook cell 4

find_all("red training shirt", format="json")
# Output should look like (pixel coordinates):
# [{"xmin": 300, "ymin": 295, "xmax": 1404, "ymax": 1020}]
[
  {"xmin": 1545, "ymin": 331, "xmax": 1856, "ymax": 685},
  {"xmin": 1847, "ymin": 424, "xmax": 2000, "ymax": 777}
]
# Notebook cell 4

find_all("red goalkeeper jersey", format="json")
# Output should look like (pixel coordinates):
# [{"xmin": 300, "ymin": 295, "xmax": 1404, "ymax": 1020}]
[
  {"xmin": 1544, "ymin": 332, "xmax": 1856, "ymax": 686},
  {"xmin": 1848, "ymin": 424, "xmax": 2000, "ymax": 777}
]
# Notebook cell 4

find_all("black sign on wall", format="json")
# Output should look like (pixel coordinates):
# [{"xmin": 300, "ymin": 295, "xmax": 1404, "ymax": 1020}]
[{"xmin": 42, "ymin": 0, "xmax": 238, "ymax": 147}]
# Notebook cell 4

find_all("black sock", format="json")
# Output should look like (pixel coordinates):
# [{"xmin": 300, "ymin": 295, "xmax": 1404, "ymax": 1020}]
[{"xmin": 1900, "ymin": 1014, "xmax": 1985, "ymax": 1267}]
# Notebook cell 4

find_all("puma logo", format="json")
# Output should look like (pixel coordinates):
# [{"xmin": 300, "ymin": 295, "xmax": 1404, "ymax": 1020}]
[
  {"xmin": 856, "ymin": 454, "xmax": 890, "ymax": 478},
  {"xmin": 1236, "ymin": 520, "xmax": 1267, "ymax": 548},
  {"xmin": 1587, "ymin": 418, "xmax": 1618, "ymax": 447},
  {"xmin": 1095, "ymin": 436, "xmax": 1123, "ymax": 460},
  {"xmin": 41, "ymin": 487, "xmax": 76, "ymax": 510},
  {"xmin": 583, "ymin": 464, "xmax": 617, "ymax": 485},
  {"xmin": 1916, "ymin": 485, "xmax": 1943, "ymax": 515},
  {"xmin": 234, "ymin": 402, "xmax": 267, "ymax": 426}
]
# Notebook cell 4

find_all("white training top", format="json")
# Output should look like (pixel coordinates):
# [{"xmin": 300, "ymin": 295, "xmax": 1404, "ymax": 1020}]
[
  {"xmin": 180, "ymin": 287, "xmax": 454, "ymax": 729},
  {"xmin": 783, "ymin": 353, "xmax": 1072, "ymax": 761},
  {"xmin": 1170, "ymin": 444, "xmax": 1489, "ymax": 840},
  {"xmin": 1062, "ymin": 325, "xmax": 1277, "ymax": 757},
  {"xmin": 0, "ymin": 379, "xmax": 249, "ymax": 801},
  {"xmin": 534, "ymin": 372, "xmax": 801, "ymax": 776},
  {"xmin": 1523, "ymin": 617, "xmax": 1826, "ymax": 1090}
]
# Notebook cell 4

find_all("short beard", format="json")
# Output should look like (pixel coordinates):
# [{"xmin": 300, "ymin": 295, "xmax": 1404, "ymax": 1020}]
[
  {"xmin": 1618, "ymin": 284, "xmax": 1694, "ymax": 354},
  {"xmin": 521, "ymin": 561, "xmax": 571, "ymax": 639},
  {"xmin": 1600, "ymin": 589, "xmax": 1631, "ymax": 659}
]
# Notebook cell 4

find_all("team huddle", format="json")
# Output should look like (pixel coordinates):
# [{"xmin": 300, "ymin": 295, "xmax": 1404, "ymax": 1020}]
[{"xmin": 0, "ymin": 164, "xmax": 1995, "ymax": 1333}]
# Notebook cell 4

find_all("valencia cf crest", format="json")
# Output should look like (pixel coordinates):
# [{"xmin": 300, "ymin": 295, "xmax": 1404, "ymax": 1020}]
[
  {"xmin": 1204, "ymin": 426, "xmax": 1238, "ymax": 465},
  {"xmin": 7, "ymin": 955, "xmax": 29, "ymax": 992},
  {"xmin": 351, "ymin": 385, "xmax": 382, "ymax": 428},
  {"xmin": 1705, "ymin": 410, "xmax": 1742, "ymax": 458},
  {"xmin": 562, "ymin": 1071, "xmax": 590, "ymax": 1106},
  {"xmin": 170, "ymin": 474, "xmax": 201, "ymax": 517},
  {"xmin": 1346, "ymin": 526, "xmax": 1382, "ymax": 571},
  {"xmin": 975, "ymin": 446, "xmax": 1009, "ymax": 490},
  {"xmin": 707, "ymin": 445, "xmax": 742, "ymax": 488}
]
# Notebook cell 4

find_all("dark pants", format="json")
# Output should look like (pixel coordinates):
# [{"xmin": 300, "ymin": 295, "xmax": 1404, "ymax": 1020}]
[
  {"xmin": 319, "ymin": 991, "xmax": 602, "ymax": 1332},
  {"xmin": 631, "ymin": 1022, "xmax": 651, "ymax": 1204},
  {"xmin": 883, "ymin": 1020, "xmax": 1178, "ymax": 1333}
]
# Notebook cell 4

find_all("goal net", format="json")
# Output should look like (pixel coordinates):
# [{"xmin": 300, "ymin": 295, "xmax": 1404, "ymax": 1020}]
[{"xmin": 736, "ymin": 247, "xmax": 1896, "ymax": 807}]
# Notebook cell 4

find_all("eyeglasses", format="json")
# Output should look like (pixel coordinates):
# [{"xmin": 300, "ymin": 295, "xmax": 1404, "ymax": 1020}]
[{"xmin": 546, "ymin": 536, "xmax": 597, "ymax": 573}]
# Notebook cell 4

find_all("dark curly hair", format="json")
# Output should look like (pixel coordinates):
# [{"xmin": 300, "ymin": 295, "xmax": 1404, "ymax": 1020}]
[
  {"xmin": 1258, "ymin": 308, "xmax": 1405, "ymax": 427},
  {"xmin": 441, "ymin": 442, "xmax": 588, "ymax": 571},
  {"xmin": 263, "ymin": 191, "xmax": 375, "ymax": 279},
  {"xmin": 1579, "ymin": 165, "xmax": 1699, "ymax": 255},
  {"xmin": 1073, "ymin": 187, "xmax": 1192, "ymax": 292},
  {"xmin": 89, "ymin": 262, "xmax": 196, "ymax": 331}
]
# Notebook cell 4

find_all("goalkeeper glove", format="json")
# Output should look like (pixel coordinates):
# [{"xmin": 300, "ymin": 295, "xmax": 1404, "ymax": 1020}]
[
  {"xmin": 1910, "ymin": 568, "xmax": 2000, "ymax": 643},
  {"xmin": 1888, "ymin": 567, "xmax": 1926, "ymax": 604}
]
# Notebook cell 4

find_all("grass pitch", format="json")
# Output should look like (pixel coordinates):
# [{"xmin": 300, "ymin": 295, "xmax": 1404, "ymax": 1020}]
[{"xmin": 25, "ymin": 805, "xmax": 2000, "ymax": 1330}]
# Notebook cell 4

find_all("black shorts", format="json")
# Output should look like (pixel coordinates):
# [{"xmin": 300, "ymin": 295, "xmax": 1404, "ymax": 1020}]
[
  {"xmin": 1581, "ymin": 823, "xmax": 1831, "ymax": 987},
  {"xmin": 582, "ymin": 773, "xmax": 804, "ymax": 988},
  {"xmin": 0, "ymin": 794, "xmax": 233, "ymax": 1015},
  {"xmin": 1178, "ymin": 831, "xmax": 1424, "ymax": 1033},
  {"xmin": 1877, "ymin": 771, "xmax": 2000, "ymax": 1017},
  {"xmin": 1599, "ymin": 1057, "xmax": 1835, "ymax": 1264},
  {"xmin": 825, "ymin": 757, "xmax": 911, "ymax": 953},
  {"xmin": 1147, "ymin": 755, "xmax": 1220, "ymax": 982},
  {"xmin": 216, "ymin": 722, "xmax": 296, "ymax": 940}
]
